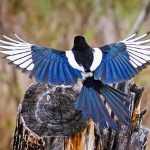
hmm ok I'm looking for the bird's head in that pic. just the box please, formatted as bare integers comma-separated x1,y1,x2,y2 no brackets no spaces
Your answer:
73,35,90,51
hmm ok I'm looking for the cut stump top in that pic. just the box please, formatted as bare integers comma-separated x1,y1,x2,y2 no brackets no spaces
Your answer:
21,83,88,137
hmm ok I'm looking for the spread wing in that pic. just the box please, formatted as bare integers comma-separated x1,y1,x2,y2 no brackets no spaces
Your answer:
0,35,82,85
94,33,150,84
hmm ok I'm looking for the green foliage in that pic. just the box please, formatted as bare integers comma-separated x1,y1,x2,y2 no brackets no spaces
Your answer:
85,30,95,43
114,0,141,17
36,0,54,16
114,0,141,26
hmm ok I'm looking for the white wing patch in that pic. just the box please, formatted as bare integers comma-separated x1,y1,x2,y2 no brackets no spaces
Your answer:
66,50,84,72
121,33,150,68
90,48,102,71
0,35,34,71
66,48,102,72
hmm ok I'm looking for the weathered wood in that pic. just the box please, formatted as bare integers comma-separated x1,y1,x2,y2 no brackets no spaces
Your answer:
20,83,87,137
13,82,149,150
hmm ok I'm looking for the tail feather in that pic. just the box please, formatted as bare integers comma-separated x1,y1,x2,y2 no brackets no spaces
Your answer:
90,88,108,128
76,77,131,130
103,87,130,115
87,90,99,123
82,87,89,117
90,88,119,129
100,87,130,126
76,86,89,117
76,86,119,130
106,85,130,104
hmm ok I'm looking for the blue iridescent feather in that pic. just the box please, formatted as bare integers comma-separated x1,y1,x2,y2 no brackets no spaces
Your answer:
29,45,81,85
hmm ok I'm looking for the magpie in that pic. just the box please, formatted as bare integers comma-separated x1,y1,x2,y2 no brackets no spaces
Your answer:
0,33,150,130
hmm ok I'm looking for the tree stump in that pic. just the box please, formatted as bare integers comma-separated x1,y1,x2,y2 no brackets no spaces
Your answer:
13,82,149,150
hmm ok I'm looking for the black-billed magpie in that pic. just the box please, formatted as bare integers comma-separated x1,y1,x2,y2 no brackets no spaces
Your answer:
0,33,150,130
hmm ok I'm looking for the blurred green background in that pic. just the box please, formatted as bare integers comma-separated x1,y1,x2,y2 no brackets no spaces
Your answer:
0,0,150,149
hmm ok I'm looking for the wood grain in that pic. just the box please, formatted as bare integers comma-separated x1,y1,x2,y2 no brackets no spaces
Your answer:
13,82,149,150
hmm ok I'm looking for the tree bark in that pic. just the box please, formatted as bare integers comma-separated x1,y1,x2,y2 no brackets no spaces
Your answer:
13,82,149,150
